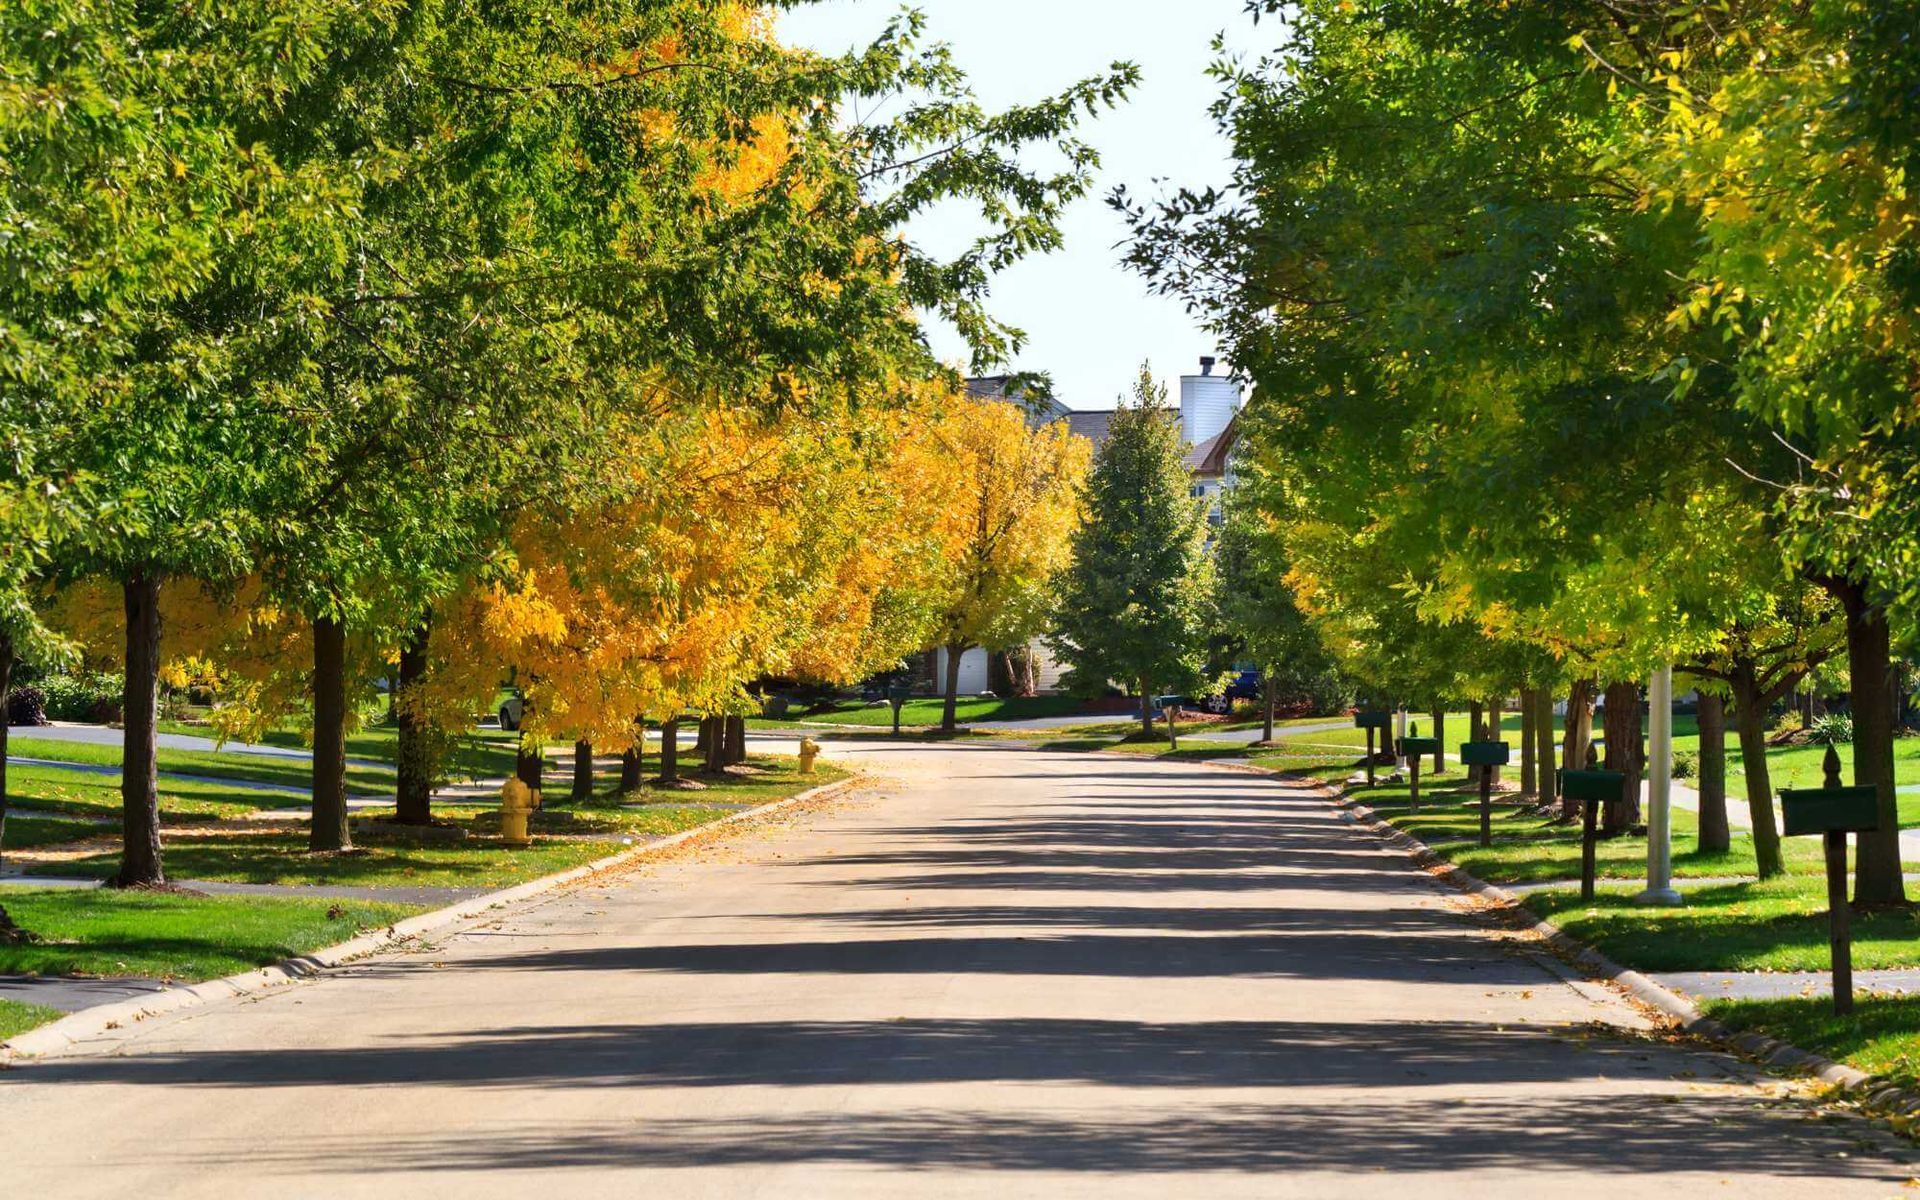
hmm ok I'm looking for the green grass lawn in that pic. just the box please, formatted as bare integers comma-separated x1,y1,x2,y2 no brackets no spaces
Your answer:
0,997,67,1040
1703,996,1920,1092
1525,878,1920,973
5,763,318,822
154,717,522,781
27,754,846,890
32,831,633,890
751,694,1091,729
1332,768,1920,1083
0,888,424,981
2,813,108,852
12,734,393,793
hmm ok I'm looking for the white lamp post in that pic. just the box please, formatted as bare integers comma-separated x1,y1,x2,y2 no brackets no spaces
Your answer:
1635,664,1684,906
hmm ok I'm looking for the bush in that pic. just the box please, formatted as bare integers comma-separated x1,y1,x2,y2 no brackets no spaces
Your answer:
1671,750,1698,780
761,694,791,720
6,685,49,726
38,673,125,723
1768,709,1805,741
1808,712,1854,746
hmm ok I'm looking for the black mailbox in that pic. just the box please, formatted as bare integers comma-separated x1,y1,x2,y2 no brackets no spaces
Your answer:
1781,787,1879,837
1399,736,1441,758
1458,741,1510,767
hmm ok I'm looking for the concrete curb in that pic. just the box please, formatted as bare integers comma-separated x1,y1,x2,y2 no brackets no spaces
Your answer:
0,773,862,1065
1195,756,1920,1122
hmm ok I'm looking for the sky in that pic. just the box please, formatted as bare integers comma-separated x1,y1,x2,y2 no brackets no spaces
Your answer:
777,1,1276,412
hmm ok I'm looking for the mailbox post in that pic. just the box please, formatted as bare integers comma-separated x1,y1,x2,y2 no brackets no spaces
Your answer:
888,685,911,738
1401,733,1442,812
1156,696,1185,751
1561,769,1627,901
1354,710,1391,787
1459,740,1510,847
1781,747,1878,1015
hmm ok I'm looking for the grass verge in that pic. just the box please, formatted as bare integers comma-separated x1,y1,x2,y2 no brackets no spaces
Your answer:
0,889,425,981
1703,996,1920,1093
26,755,847,890
0,997,67,1040
1334,771,1920,1087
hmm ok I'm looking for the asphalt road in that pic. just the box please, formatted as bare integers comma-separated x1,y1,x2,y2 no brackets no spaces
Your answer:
2,740,1912,1197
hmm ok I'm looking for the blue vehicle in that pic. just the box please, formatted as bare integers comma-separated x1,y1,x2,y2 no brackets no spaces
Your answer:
1202,669,1263,714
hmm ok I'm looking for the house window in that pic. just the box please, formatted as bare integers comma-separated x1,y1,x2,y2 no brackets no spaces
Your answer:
1190,484,1207,498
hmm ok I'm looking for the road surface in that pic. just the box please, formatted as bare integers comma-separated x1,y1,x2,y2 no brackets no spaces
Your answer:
2,740,1912,1197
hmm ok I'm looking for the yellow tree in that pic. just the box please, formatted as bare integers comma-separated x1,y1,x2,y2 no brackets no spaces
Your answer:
926,396,1089,732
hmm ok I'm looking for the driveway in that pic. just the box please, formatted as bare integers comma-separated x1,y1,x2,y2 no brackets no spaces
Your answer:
0,741,1909,1196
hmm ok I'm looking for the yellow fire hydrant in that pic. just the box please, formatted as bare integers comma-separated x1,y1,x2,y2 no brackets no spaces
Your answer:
500,777,536,847
798,736,822,776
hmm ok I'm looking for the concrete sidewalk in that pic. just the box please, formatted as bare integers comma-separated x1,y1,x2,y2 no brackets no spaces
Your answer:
0,740,1910,1196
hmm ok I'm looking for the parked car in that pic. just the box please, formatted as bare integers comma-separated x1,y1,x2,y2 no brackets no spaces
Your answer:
497,693,525,732
1203,669,1263,715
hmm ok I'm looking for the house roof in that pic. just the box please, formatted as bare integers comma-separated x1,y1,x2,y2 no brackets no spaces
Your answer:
1064,409,1114,447
965,375,1072,425
1183,414,1240,476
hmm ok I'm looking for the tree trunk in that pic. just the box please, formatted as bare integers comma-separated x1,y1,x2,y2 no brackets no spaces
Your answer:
703,715,724,774
1485,695,1504,786
1697,691,1730,854
941,643,965,733
309,615,352,853
1261,673,1275,743
1519,687,1538,799
516,731,543,800
114,572,165,888
0,637,10,860
1430,707,1445,774
1732,676,1784,878
620,722,645,793
1139,677,1154,738
1466,701,1483,784
1560,680,1595,819
1533,688,1558,814
572,741,595,801
725,715,746,765
1601,681,1642,834
658,718,680,784
394,619,434,825
1833,581,1906,907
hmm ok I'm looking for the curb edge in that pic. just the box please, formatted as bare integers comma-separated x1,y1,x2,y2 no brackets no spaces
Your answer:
0,773,862,1065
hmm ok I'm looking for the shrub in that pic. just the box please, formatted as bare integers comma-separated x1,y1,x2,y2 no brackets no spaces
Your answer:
38,673,125,723
761,694,791,720
1768,709,1805,741
1808,712,1854,746
6,685,49,726
1671,750,1698,780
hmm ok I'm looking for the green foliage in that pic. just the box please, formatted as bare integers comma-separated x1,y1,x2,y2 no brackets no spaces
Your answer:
34,673,124,722
1808,713,1855,747
1210,490,1345,707
1050,365,1215,701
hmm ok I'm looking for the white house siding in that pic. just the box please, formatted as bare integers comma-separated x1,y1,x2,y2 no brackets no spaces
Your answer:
1030,640,1069,693
934,646,991,696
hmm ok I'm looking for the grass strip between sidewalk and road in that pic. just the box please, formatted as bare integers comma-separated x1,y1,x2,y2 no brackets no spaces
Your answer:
1328,769,1920,1094
0,998,67,1041
0,889,426,983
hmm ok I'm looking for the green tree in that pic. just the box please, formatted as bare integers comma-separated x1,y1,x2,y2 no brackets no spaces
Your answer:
1051,365,1214,736
1211,491,1341,741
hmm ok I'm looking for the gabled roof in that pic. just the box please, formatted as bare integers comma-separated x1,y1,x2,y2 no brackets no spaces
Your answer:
965,375,1072,425
1064,409,1115,447
1183,414,1240,476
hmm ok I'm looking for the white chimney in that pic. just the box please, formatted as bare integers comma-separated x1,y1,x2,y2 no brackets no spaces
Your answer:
1180,356,1240,447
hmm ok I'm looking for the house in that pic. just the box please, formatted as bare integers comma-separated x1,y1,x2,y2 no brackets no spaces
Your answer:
927,360,1246,697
